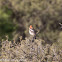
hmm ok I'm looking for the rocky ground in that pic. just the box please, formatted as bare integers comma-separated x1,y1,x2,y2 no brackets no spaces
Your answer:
0,37,62,62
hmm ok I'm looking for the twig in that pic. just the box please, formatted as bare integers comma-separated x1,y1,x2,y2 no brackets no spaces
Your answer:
59,23,62,28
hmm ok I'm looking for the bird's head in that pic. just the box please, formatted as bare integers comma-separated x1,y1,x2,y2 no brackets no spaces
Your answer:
29,25,33,29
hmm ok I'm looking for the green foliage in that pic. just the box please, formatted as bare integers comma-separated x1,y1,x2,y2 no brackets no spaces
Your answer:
0,8,17,40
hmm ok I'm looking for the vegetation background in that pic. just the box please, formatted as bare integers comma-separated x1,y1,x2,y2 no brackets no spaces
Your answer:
0,0,62,62
0,0,62,41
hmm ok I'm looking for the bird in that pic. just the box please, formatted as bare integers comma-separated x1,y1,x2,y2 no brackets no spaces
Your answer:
29,25,36,36
29,25,36,41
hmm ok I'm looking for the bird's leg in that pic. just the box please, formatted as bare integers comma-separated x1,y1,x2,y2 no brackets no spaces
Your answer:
32,35,36,42
34,35,36,39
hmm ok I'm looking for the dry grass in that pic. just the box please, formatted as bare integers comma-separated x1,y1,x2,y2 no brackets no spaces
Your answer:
0,37,62,62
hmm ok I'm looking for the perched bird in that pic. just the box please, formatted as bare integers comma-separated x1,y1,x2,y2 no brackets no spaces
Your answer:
29,25,36,35
29,25,36,41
